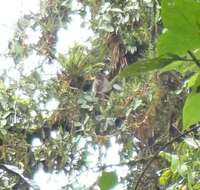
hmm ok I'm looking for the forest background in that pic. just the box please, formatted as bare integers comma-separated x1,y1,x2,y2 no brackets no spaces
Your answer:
0,0,200,190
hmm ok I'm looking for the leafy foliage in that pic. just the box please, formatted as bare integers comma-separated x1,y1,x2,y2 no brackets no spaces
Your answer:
0,0,200,190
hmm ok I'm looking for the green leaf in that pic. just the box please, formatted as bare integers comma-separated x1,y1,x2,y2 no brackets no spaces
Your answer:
133,99,143,110
81,104,91,109
97,171,118,190
117,55,180,79
183,93,200,129
157,0,200,56
191,72,200,93
2,111,12,119
159,152,187,176
0,119,7,127
185,73,199,89
160,60,196,74
99,25,114,32
159,151,178,163
110,8,123,13
84,95,96,102
77,98,87,104
170,157,179,173
0,128,7,136
159,169,172,185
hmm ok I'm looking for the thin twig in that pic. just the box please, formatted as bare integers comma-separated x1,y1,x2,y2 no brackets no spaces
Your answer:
95,157,152,172
187,50,200,67
134,124,200,190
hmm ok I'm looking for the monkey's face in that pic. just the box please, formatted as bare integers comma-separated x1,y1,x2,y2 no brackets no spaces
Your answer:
96,73,105,81
92,73,111,95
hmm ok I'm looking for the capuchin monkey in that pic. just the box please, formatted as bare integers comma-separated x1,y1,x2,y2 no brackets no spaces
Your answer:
92,73,111,97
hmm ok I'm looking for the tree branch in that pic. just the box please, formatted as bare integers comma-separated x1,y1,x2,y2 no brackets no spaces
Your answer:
0,164,40,190
134,124,200,190
187,50,200,67
95,157,153,172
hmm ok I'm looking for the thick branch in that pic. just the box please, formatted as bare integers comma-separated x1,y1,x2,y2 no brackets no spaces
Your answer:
134,124,200,190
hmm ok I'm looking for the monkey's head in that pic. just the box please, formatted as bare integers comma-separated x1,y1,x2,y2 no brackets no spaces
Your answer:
96,73,105,81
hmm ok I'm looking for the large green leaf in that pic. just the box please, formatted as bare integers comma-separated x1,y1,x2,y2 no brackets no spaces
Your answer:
157,0,200,56
97,171,118,190
117,55,181,79
160,60,197,74
183,93,200,129
186,73,200,89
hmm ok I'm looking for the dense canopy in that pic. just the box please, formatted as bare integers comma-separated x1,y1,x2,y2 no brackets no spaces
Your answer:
0,0,200,190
